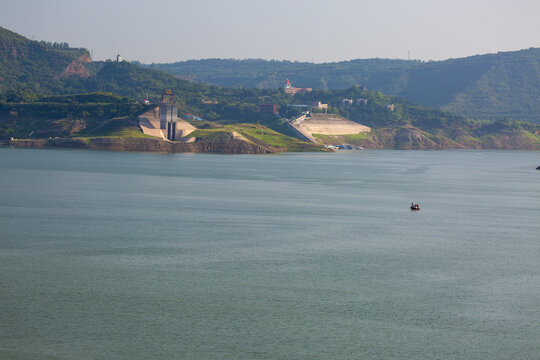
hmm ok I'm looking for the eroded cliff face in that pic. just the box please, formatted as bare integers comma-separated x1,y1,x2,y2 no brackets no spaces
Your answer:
359,127,460,150
354,126,539,150
58,54,91,79
479,131,539,150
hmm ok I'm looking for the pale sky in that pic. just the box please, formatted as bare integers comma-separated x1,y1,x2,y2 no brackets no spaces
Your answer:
2,0,540,64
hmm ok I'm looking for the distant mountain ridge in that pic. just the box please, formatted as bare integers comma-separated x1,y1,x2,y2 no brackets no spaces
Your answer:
148,49,540,122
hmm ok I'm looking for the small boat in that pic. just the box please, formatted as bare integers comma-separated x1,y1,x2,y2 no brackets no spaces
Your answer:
410,204,421,210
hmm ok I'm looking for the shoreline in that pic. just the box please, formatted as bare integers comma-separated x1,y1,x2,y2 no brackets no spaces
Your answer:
2,137,540,153
3,136,271,154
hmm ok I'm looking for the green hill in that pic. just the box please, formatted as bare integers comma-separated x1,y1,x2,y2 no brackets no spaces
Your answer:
148,49,540,122
144,58,416,90
0,26,89,97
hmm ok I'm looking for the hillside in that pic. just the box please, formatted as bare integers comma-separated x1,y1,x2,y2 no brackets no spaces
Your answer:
144,58,416,90
0,27,89,96
0,27,539,151
148,49,540,122
0,92,146,140
278,86,540,150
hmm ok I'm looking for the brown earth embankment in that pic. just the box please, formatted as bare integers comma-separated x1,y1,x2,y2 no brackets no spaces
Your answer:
5,135,271,154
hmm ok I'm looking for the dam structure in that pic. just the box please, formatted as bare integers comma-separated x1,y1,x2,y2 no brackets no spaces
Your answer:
138,90,196,142
288,112,371,144
159,90,179,141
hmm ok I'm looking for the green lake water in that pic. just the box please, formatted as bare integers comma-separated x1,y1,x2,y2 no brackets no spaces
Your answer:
1,148,539,359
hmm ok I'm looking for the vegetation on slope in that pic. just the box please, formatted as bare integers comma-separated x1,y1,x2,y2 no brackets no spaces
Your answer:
148,49,540,122
0,92,146,139
1,27,539,150
0,27,89,95
188,123,324,152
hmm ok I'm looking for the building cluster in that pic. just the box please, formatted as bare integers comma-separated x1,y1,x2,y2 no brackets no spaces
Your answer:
284,79,312,95
312,101,328,110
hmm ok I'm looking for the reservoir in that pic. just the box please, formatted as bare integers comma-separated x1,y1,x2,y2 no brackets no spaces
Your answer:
1,148,539,359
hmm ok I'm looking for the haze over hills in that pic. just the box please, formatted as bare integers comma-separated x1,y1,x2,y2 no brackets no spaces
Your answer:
148,49,540,122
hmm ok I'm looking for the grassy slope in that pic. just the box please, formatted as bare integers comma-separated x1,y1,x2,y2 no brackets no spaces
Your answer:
312,132,371,145
188,123,325,152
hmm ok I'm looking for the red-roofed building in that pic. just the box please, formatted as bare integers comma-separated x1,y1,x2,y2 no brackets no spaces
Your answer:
284,79,312,95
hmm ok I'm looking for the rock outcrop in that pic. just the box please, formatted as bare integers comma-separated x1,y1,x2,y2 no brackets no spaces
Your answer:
479,131,539,150
357,126,464,150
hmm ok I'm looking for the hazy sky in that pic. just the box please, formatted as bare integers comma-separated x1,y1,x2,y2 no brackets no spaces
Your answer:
2,0,540,63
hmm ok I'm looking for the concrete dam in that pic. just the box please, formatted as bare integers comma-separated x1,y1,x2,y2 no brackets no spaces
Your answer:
288,113,371,143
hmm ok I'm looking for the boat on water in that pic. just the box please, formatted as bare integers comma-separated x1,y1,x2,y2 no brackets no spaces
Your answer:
410,203,421,210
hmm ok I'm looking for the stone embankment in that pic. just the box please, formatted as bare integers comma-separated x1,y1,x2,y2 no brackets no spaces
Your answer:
289,113,370,143
6,135,270,154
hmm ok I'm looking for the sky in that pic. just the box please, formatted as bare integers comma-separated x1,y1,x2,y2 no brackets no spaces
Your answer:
2,0,540,64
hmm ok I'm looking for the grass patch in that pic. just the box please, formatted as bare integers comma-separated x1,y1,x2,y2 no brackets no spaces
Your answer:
90,126,154,138
522,130,540,143
313,131,371,145
76,116,153,138
189,123,325,152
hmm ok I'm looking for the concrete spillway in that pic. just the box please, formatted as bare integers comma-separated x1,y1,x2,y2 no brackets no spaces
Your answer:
289,113,370,143
138,107,196,142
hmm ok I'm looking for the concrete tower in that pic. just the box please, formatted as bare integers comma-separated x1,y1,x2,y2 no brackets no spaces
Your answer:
159,89,178,141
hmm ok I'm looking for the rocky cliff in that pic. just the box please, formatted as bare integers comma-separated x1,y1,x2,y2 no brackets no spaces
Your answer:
352,126,539,150
357,126,461,150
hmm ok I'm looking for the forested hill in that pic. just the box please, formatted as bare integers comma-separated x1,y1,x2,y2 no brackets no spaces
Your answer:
145,58,417,90
0,27,89,95
147,49,540,122
0,27,222,107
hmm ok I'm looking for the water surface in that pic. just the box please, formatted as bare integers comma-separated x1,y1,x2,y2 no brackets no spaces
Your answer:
1,148,539,359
